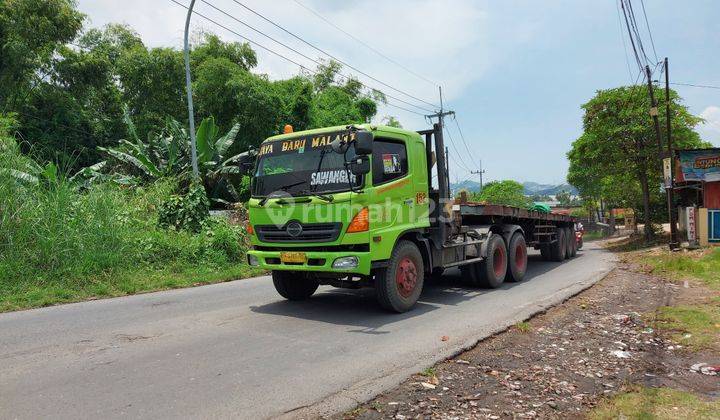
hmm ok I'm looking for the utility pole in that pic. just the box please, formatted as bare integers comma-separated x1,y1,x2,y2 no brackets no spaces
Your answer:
471,160,485,190
425,86,455,243
183,0,199,178
645,64,665,240
664,57,679,249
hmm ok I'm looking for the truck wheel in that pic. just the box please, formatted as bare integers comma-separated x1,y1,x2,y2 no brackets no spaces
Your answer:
566,228,577,258
272,271,319,300
550,227,567,262
507,233,527,282
376,240,424,313
478,235,507,288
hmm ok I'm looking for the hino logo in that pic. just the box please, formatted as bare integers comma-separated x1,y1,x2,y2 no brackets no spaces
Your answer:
285,221,303,237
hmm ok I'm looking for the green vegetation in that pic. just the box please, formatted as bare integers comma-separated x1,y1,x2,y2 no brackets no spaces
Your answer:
641,248,720,290
470,180,532,208
420,367,437,377
655,301,720,351
0,130,261,312
567,86,708,241
590,386,720,420
515,321,531,333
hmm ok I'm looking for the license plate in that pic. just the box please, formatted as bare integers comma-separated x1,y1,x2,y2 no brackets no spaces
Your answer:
280,251,307,263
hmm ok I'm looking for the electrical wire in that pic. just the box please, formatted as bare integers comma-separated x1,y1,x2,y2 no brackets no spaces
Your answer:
226,0,439,110
670,82,720,90
197,0,435,114
615,0,635,83
639,0,659,63
168,0,426,117
443,124,472,173
451,115,479,169
291,0,439,88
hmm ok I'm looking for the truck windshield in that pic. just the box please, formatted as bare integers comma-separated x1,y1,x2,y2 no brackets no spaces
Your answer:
252,131,362,197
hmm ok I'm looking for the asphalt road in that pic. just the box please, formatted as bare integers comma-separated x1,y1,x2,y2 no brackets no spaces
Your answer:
0,242,614,419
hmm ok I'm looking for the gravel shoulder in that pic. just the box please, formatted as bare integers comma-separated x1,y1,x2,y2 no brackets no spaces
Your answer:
339,251,720,419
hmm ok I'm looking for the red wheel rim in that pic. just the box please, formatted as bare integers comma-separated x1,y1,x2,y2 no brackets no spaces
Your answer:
515,243,526,272
493,246,505,278
396,257,418,298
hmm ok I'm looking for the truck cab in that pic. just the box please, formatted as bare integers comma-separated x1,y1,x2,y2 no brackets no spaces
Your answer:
246,124,431,311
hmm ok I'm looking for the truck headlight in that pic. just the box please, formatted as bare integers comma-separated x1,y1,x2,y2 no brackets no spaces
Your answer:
248,254,260,266
332,256,359,269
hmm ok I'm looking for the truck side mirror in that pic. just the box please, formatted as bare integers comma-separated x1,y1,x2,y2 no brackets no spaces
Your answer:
353,131,373,155
349,155,370,176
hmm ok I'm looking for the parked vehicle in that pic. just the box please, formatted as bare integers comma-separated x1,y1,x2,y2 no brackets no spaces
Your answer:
242,122,576,312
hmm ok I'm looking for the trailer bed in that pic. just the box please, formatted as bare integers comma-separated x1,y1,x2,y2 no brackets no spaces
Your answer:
459,203,575,223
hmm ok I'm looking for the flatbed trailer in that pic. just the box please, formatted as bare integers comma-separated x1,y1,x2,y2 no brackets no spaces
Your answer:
245,121,577,312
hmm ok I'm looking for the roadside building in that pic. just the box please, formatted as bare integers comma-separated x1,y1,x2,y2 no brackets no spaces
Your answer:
673,148,720,245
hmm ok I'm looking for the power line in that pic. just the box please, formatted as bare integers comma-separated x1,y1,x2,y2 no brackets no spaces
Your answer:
638,0,659,63
291,0,439,88
451,115,479,169
615,0,634,83
196,0,435,114
168,0,426,117
670,82,720,90
443,125,472,173
225,0,439,110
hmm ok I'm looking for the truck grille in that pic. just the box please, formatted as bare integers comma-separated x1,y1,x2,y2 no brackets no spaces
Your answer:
255,222,343,243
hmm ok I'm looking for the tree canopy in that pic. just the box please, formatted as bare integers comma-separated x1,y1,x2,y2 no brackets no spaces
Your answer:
567,85,707,238
472,180,532,208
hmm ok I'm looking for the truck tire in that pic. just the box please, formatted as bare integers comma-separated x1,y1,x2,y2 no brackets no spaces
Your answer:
376,240,424,313
477,235,507,288
566,227,577,258
272,271,319,300
550,227,567,262
507,233,527,282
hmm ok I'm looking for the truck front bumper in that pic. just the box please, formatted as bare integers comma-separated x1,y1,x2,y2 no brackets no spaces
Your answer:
247,249,372,276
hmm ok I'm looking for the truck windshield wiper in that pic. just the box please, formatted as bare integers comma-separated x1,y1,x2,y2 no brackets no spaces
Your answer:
258,180,306,206
298,189,334,202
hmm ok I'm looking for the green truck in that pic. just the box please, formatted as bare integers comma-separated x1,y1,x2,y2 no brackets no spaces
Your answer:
243,122,576,312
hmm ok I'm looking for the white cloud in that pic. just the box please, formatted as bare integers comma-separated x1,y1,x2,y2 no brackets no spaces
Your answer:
698,106,720,146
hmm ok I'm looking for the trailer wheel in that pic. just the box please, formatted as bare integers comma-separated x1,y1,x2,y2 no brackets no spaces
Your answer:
565,227,577,258
550,227,567,262
376,240,424,313
272,271,319,300
507,233,527,282
477,235,507,288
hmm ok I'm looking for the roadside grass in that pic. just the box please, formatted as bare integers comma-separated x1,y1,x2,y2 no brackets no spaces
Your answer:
654,299,720,351
1,135,262,312
0,264,264,312
515,321,531,333
640,248,720,290
420,367,436,377
589,385,720,420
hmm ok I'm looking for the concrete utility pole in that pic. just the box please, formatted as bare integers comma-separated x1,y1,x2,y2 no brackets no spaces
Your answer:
471,161,485,190
645,64,664,240
664,57,679,250
184,0,199,177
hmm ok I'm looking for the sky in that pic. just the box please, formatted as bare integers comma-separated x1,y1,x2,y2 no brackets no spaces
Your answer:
76,0,720,185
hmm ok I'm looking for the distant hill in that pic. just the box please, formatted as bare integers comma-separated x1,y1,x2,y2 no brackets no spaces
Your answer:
450,180,578,196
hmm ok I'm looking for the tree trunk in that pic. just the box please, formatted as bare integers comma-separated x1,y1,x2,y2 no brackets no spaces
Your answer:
638,169,654,241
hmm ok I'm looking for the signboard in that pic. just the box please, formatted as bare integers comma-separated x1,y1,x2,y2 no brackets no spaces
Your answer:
678,149,720,182
663,157,672,188
686,206,696,243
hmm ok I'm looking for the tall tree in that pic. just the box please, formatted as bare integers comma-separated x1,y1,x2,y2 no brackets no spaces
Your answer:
568,86,705,240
